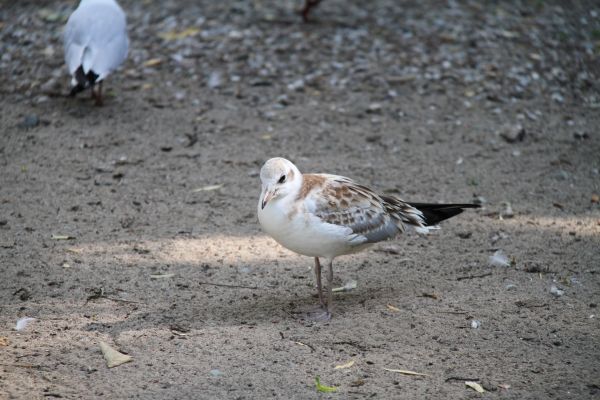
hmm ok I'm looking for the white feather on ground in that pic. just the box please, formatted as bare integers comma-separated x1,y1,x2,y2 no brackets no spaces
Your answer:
15,317,36,331
63,0,128,87
488,249,510,267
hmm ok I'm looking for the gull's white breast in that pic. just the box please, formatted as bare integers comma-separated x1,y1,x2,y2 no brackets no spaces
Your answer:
258,197,370,259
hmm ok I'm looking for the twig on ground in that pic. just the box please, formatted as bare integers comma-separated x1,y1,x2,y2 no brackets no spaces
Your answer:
445,376,480,382
198,281,259,290
456,272,493,281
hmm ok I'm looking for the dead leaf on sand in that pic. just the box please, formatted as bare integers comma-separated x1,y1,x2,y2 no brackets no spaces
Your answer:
383,368,429,377
191,184,223,192
465,381,486,393
0,337,9,346
334,360,355,369
386,304,400,312
99,341,132,368
143,58,163,67
158,27,200,41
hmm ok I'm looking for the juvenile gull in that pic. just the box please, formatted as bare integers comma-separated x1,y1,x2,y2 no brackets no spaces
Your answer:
257,157,479,319
63,0,129,105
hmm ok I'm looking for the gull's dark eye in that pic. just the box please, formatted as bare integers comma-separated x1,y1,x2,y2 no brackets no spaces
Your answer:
278,175,286,184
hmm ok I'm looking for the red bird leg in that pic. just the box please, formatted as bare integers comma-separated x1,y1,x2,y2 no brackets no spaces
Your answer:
302,0,322,22
95,81,104,106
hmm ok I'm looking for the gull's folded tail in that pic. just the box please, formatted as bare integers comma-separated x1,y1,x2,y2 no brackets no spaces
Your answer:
408,203,480,226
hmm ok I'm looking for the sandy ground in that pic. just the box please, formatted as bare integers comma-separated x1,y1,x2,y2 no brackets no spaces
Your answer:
1,0,599,398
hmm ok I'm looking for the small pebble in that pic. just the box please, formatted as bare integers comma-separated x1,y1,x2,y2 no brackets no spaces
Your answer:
367,103,382,113
498,124,525,143
207,71,222,89
550,285,564,297
501,202,514,218
472,196,486,205
287,79,304,91
21,114,39,129
555,170,569,180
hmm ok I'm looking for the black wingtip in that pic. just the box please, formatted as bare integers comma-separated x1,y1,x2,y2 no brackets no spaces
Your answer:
69,84,86,97
69,66,100,97
408,203,480,226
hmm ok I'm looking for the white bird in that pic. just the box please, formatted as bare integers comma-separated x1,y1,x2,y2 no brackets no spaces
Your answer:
63,0,129,105
257,157,479,319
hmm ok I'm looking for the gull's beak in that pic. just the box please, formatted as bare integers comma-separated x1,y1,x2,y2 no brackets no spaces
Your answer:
261,187,275,210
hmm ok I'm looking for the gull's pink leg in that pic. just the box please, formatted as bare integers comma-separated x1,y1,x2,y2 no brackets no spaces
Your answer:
95,81,104,106
314,257,325,308
325,259,334,317
301,0,322,22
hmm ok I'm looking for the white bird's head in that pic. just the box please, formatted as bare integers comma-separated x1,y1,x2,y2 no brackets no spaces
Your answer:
259,157,302,210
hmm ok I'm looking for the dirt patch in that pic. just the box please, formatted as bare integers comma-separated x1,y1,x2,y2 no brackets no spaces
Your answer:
1,0,599,398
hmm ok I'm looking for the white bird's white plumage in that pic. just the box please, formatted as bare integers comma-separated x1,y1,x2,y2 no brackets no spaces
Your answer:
64,0,128,87
257,157,429,260
257,157,479,317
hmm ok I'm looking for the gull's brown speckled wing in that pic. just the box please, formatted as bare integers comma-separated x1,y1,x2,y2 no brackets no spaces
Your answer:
301,174,426,244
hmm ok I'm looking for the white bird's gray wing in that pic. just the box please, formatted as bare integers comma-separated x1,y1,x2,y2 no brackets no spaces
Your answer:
303,174,426,245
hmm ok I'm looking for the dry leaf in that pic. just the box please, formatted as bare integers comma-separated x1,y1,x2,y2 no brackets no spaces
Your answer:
51,234,75,240
0,337,9,346
15,317,36,331
150,273,175,279
158,27,200,41
334,360,355,369
592,194,599,204
386,304,400,312
191,184,223,192
383,368,429,377
99,341,133,368
465,381,485,393
143,58,163,67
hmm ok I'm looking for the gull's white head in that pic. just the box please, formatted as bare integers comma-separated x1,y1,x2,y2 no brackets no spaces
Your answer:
259,157,302,210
